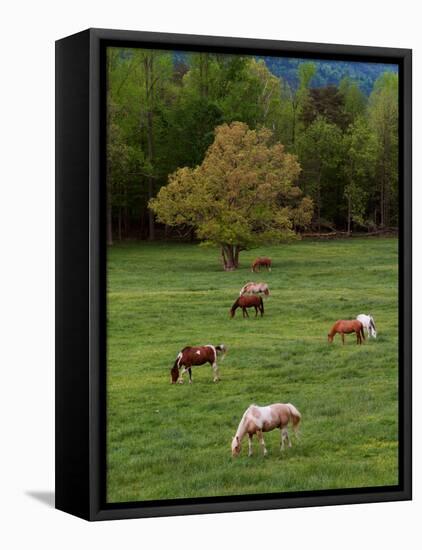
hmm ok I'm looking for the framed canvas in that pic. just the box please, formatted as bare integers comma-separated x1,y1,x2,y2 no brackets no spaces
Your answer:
55,28,412,521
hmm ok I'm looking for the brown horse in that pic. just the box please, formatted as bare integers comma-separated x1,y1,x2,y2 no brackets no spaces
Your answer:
230,295,264,318
170,344,226,384
328,320,365,344
251,257,272,272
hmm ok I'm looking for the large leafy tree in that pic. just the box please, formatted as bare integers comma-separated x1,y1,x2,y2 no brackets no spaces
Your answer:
149,122,313,270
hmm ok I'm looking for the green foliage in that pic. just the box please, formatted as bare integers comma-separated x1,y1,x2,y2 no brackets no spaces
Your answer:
297,117,343,229
343,117,377,228
106,49,399,241
149,122,312,268
107,238,399,502
368,72,399,227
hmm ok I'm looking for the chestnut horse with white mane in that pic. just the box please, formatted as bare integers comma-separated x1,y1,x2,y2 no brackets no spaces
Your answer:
328,319,365,345
251,257,272,273
231,403,301,457
170,344,226,384
239,282,270,296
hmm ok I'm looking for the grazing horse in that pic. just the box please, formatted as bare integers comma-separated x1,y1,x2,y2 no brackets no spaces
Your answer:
239,282,270,297
230,295,264,318
328,320,365,345
170,344,226,384
251,257,272,273
357,313,377,338
231,403,302,457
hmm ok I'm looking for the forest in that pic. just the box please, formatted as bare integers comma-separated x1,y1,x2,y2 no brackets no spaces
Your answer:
107,48,399,248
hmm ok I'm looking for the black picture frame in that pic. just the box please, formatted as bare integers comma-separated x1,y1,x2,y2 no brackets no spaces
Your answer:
55,28,412,521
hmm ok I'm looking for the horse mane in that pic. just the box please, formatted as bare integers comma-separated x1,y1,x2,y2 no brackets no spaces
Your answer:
230,297,240,311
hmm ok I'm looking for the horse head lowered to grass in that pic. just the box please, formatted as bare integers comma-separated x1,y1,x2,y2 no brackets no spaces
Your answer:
230,295,264,318
251,257,272,273
170,344,226,384
328,319,365,345
231,403,301,457
357,313,377,338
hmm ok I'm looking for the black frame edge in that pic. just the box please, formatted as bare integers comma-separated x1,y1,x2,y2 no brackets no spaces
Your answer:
55,29,92,521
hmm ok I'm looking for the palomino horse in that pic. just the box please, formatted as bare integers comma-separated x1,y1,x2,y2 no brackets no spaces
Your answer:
357,313,377,338
231,403,302,457
251,257,272,273
328,320,365,344
170,344,226,384
239,282,270,297
230,295,264,318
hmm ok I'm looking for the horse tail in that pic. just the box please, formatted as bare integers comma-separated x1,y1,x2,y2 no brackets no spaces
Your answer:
286,403,301,433
360,324,365,341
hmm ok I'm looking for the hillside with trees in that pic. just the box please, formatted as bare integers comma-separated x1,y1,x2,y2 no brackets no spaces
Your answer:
107,48,398,245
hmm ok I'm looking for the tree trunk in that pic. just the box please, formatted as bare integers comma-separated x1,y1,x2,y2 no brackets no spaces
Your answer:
234,245,240,269
107,201,113,246
118,207,122,241
221,245,237,271
347,194,351,235
317,170,321,234
144,53,155,241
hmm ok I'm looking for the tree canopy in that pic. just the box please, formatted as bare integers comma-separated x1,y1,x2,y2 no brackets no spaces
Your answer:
149,122,313,270
106,48,399,246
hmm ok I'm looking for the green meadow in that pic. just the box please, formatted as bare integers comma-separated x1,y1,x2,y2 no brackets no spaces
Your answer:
106,237,399,503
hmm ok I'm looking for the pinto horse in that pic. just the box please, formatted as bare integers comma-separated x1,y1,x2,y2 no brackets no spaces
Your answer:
170,344,226,384
251,257,272,273
231,403,302,457
328,319,365,345
239,282,270,297
230,295,264,318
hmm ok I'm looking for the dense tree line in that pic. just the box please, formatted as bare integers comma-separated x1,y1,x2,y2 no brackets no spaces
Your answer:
107,48,398,244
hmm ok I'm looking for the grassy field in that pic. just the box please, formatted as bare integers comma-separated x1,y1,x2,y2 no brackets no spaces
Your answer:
107,238,399,503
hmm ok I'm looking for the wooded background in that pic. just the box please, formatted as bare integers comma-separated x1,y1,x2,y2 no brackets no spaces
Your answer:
106,48,398,244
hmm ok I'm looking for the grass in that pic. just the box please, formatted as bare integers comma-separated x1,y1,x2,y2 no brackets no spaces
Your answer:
107,237,399,503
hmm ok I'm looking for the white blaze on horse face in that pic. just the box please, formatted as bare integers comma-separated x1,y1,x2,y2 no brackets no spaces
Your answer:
196,350,201,355
231,436,240,456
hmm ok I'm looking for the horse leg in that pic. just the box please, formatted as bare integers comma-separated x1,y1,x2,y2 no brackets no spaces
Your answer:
245,308,249,318
248,434,253,457
281,428,291,451
178,367,185,384
341,333,345,345
256,430,268,456
357,331,361,345
212,362,220,382
188,368,193,384
255,306,258,317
